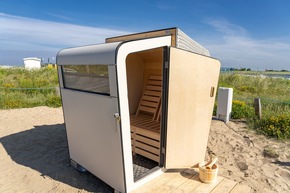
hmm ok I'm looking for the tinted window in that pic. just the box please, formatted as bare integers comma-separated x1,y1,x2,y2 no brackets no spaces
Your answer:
62,65,110,95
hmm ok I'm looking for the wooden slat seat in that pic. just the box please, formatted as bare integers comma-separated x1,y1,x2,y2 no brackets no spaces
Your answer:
130,114,161,131
130,75,162,162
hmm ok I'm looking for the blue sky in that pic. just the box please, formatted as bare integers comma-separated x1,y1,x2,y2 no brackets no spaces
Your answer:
1,0,290,70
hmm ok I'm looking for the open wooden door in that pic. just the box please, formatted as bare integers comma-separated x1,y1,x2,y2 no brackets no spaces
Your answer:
163,47,220,169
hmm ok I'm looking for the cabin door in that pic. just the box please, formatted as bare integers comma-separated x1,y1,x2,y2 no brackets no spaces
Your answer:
162,47,220,169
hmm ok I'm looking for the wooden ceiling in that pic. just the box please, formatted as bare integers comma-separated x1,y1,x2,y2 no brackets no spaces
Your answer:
134,47,163,63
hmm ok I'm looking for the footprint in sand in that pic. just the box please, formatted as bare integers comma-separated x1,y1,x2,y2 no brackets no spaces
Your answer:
275,168,290,183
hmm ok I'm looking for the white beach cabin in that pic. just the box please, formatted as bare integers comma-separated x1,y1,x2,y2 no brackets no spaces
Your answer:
56,28,221,193
23,57,41,69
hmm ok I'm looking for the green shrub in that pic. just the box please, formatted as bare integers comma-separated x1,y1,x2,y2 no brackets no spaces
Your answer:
45,95,62,107
231,100,254,119
3,98,24,109
254,114,290,139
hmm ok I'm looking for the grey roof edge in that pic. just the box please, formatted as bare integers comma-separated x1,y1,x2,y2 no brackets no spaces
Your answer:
56,42,121,65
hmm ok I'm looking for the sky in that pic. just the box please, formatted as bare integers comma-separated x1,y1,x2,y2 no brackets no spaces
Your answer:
1,0,290,70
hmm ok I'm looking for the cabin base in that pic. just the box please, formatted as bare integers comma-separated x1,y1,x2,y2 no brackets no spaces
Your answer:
70,159,87,172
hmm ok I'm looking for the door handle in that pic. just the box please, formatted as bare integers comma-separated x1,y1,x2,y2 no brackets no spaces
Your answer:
210,87,215,97
114,113,121,122
114,113,121,132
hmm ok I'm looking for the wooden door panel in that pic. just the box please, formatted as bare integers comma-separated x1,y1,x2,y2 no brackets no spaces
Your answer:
165,47,220,168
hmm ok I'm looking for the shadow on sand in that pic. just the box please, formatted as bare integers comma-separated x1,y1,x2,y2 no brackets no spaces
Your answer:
272,161,290,167
0,124,113,193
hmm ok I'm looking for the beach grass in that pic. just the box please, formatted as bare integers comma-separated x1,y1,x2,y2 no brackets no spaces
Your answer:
218,73,290,101
0,67,61,108
1,67,289,139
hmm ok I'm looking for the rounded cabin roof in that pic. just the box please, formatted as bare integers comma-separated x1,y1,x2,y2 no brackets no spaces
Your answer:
56,42,121,65
23,57,41,61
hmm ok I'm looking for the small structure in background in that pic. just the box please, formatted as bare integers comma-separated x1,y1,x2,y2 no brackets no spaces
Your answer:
217,87,233,122
41,57,57,68
23,57,41,69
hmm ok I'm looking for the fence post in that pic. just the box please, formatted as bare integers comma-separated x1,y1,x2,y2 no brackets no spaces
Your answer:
55,87,60,96
254,98,262,119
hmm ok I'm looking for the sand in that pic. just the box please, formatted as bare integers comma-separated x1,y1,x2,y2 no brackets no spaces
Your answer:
207,120,290,193
0,107,289,193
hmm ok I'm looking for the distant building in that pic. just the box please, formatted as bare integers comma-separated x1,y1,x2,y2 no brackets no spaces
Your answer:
23,57,41,69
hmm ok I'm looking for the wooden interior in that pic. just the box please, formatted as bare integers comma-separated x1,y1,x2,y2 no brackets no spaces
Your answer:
126,48,163,163
126,46,220,170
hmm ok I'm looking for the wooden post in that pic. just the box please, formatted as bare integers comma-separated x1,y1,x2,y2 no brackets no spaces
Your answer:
254,98,262,119
55,87,60,96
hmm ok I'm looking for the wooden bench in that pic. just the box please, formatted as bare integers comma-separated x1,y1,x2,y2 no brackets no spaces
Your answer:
130,75,162,163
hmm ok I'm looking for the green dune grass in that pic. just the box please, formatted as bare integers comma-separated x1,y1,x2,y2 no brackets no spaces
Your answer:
0,67,61,108
1,68,289,139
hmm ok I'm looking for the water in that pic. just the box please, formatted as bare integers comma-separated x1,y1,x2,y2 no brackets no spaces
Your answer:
264,74,290,79
220,70,290,80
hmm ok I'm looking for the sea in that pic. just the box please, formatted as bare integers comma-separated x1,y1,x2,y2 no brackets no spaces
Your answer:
263,74,290,79
220,68,290,80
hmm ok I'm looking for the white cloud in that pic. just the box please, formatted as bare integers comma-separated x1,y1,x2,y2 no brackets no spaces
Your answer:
43,12,73,21
0,13,130,51
202,18,290,70
156,1,176,10
204,18,248,36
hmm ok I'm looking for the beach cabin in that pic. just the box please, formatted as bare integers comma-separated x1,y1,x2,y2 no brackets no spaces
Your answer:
23,57,41,69
56,28,220,193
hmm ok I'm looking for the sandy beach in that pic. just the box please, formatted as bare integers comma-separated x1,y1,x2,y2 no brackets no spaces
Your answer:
0,107,289,192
